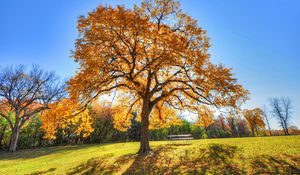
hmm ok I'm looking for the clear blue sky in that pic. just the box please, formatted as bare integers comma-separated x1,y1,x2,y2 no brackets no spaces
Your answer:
0,0,299,129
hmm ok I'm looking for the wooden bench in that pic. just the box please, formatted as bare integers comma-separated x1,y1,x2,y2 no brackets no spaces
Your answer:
167,134,194,145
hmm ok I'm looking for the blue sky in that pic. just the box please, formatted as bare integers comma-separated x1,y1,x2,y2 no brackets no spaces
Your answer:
0,0,299,129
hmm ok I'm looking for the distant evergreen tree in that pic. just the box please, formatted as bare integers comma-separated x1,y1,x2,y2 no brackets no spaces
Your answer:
127,112,141,141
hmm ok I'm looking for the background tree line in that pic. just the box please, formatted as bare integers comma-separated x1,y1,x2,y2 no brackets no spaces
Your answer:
0,65,299,151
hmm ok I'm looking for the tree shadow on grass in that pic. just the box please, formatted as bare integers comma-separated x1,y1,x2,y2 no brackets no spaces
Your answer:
123,143,245,175
67,144,300,175
250,154,300,174
68,144,245,175
67,153,135,175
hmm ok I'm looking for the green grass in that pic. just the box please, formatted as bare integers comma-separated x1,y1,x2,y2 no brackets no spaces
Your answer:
0,136,299,175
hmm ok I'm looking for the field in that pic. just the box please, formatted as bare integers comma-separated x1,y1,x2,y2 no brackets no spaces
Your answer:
0,136,299,175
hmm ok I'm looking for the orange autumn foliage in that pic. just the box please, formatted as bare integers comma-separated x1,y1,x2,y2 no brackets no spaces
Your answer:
112,94,182,131
41,99,93,139
244,108,265,135
195,105,214,129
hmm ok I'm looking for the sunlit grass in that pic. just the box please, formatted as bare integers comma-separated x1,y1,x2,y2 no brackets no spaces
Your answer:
0,136,299,174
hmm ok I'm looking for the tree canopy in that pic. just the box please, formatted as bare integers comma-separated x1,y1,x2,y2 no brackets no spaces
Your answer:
68,0,249,154
244,108,265,136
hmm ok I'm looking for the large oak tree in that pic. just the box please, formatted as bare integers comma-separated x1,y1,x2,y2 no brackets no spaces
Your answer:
68,0,248,155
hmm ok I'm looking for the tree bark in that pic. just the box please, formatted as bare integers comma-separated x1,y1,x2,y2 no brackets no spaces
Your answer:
137,99,151,155
280,121,288,135
9,127,20,152
264,115,272,136
283,121,289,135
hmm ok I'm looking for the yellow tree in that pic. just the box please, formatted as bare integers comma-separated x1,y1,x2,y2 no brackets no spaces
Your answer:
244,108,265,136
40,99,93,140
195,105,214,132
68,0,248,154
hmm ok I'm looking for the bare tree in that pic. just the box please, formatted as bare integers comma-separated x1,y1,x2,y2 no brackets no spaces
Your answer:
270,98,285,134
262,106,272,136
281,97,292,135
269,97,292,135
0,65,65,152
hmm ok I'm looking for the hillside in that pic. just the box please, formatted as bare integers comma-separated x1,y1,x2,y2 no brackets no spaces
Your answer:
0,136,299,175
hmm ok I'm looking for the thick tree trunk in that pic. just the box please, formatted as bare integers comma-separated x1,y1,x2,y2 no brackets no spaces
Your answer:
9,127,20,152
137,100,151,155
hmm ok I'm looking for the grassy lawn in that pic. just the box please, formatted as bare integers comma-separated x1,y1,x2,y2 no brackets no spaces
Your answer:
0,136,299,175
